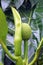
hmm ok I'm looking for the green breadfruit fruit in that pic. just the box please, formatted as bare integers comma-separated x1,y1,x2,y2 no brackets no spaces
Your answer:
22,23,32,40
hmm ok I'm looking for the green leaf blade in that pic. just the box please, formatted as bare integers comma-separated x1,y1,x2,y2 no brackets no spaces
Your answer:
0,8,8,42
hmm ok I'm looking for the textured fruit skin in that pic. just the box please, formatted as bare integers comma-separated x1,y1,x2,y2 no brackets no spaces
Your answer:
22,23,32,40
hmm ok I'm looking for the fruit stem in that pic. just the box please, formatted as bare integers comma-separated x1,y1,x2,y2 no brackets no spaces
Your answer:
28,10,32,24
24,40,28,65
28,38,43,65
0,39,18,61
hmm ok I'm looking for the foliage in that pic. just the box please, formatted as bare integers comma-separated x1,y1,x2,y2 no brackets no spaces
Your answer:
0,8,8,43
0,62,3,65
0,0,43,65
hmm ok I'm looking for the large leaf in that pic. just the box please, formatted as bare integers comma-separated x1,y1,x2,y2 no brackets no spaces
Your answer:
36,0,43,13
0,8,8,43
1,0,24,11
34,0,43,38
30,0,43,63
14,0,24,9
1,0,11,11
30,0,38,8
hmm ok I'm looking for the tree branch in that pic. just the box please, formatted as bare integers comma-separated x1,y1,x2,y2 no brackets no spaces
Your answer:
0,39,18,61
28,38,43,65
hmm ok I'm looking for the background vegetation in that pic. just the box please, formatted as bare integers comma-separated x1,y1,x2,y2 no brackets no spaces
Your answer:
0,0,43,65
